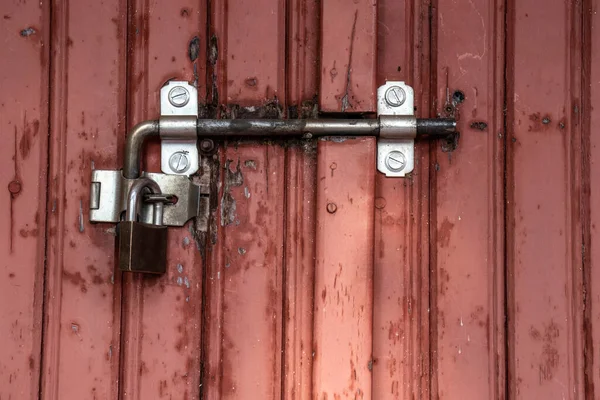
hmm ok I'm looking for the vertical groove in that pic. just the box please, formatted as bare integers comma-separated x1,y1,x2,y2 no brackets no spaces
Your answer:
117,0,132,396
199,2,213,398
118,1,130,399
43,1,70,398
427,0,438,398
281,1,290,398
38,0,54,397
581,0,593,397
280,152,289,400
502,0,511,398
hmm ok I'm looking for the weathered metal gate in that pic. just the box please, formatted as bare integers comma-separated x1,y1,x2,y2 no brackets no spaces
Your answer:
1,0,598,399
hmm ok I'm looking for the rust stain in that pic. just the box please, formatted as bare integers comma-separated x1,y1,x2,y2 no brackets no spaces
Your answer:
244,77,258,88
340,10,358,112
330,60,338,83
20,27,36,37
470,121,488,131
62,270,88,293
188,36,200,62
220,159,244,227
19,228,38,238
528,112,553,132
530,321,561,383
438,218,455,248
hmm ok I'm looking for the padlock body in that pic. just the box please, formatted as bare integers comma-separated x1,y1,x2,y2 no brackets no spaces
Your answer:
118,221,168,274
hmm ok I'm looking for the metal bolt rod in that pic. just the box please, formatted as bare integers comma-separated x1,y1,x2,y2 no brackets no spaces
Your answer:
123,120,160,179
123,117,456,179
195,119,455,138
415,118,457,137
195,119,380,137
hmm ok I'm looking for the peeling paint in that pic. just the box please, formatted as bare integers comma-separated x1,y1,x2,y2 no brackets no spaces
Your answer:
188,36,200,62
220,159,244,227
340,11,358,112
20,27,36,37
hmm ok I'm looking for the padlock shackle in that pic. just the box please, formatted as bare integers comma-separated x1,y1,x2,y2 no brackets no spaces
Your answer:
126,177,164,225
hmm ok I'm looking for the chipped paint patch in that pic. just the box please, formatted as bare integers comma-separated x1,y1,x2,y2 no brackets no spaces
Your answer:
220,159,244,226
20,27,36,37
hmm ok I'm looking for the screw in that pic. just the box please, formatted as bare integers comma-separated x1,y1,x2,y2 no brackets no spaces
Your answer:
169,151,190,173
8,180,21,195
384,86,406,107
200,139,215,152
326,203,337,214
385,150,406,172
168,86,190,107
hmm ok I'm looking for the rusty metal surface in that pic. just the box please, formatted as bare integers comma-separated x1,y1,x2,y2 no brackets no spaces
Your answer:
201,1,287,399
3,1,600,399
283,1,319,398
313,138,375,399
506,1,586,398
119,1,207,399
372,0,432,398
319,0,377,112
431,0,506,399
588,1,599,396
0,2,49,399
208,0,285,107
42,1,126,398
203,146,285,399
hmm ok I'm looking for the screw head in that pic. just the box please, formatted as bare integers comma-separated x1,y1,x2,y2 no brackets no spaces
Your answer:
200,139,215,152
385,150,406,172
168,86,190,107
326,203,338,214
8,180,21,195
384,86,406,107
169,151,190,173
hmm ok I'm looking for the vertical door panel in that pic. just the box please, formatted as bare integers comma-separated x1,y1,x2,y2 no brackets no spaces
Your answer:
431,1,506,399
284,1,320,398
588,0,600,396
373,0,432,399
0,2,49,399
313,138,375,400
319,0,377,112
506,1,585,398
202,1,286,399
120,1,207,399
43,1,126,399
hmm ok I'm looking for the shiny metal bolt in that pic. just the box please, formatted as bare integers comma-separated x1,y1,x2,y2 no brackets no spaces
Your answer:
169,151,190,173
384,86,406,107
168,86,190,107
385,150,406,172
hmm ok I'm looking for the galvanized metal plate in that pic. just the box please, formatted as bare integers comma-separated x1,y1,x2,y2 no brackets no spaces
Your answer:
160,81,199,176
90,170,208,227
377,81,414,177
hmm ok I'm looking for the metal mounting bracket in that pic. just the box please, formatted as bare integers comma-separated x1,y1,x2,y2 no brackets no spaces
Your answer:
377,81,416,177
89,170,209,227
160,81,199,176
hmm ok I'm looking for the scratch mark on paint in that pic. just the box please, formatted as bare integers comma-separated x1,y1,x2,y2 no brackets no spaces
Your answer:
341,10,358,112
79,199,85,232
455,0,487,82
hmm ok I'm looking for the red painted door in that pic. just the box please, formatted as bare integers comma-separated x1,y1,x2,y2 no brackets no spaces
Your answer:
1,1,598,399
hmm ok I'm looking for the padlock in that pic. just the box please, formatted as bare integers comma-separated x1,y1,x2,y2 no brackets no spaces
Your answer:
118,177,168,274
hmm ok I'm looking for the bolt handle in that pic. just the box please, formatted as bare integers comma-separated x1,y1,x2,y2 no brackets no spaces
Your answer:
415,118,457,138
